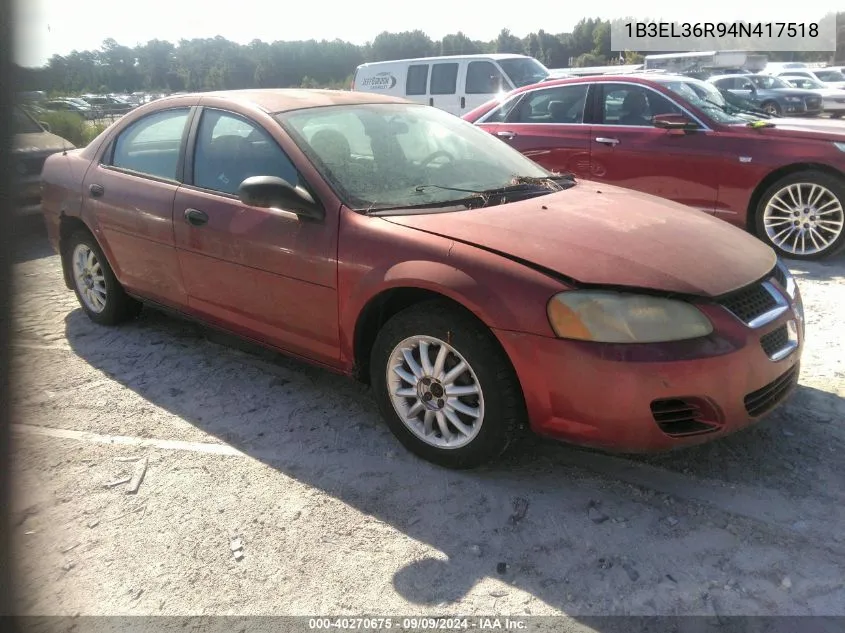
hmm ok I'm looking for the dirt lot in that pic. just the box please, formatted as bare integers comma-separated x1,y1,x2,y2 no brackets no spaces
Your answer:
8,218,845,619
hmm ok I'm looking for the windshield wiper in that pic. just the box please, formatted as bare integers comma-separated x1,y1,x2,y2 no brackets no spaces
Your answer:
369,176,574,215
414,173,575,197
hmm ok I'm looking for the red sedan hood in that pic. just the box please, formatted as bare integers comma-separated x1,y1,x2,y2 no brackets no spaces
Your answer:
383,181,776,297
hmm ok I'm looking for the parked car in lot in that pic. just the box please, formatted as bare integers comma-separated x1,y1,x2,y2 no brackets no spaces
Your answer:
774,67,845,90
708,74,823,117
80,94,135,116
464,74,845,260
779,75,845,118
41,89,804,468
13,105,74,215
43,98,98,120
353,54,550,116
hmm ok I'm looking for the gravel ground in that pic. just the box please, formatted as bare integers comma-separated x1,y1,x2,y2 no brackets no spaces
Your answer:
8,218,845,619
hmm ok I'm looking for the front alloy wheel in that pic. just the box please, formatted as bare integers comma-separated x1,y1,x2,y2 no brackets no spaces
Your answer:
370,300,526,469
757,171,845,260
387,335,485,449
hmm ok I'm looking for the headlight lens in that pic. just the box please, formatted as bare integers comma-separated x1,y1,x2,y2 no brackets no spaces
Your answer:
547,291,713,343
834,141,845,153
785,97,801,103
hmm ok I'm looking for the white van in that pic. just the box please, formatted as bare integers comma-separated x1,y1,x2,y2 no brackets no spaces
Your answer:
352,54,550,115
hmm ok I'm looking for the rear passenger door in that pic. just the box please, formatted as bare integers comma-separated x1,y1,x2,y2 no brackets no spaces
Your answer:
475,83,592,177
429,61,461,115
82,107,193,308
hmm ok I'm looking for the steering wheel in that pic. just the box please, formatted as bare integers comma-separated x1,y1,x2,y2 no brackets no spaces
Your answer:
420,150,455,168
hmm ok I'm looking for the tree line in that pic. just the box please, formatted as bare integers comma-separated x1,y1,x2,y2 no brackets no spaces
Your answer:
17,15,845,96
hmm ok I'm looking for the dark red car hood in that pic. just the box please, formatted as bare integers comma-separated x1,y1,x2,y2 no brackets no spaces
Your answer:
383,181,776,297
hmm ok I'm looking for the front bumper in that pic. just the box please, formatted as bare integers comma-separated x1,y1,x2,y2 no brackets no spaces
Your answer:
14,178,43,215
494,285,804,453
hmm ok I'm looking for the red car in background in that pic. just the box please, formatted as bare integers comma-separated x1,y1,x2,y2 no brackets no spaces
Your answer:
463,74,845,261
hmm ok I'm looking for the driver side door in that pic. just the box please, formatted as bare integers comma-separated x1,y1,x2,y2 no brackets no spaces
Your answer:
173,107,341,365
587,83,723,215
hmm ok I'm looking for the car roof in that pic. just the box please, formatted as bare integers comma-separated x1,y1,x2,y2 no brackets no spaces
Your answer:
161,88,410,113
357,53,532,66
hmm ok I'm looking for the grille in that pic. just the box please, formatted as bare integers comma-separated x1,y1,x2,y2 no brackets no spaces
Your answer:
16,155,47,177
743,365,799,417
650,398,719,437
805,97,822,110
719,283,778,324
760,324,788,358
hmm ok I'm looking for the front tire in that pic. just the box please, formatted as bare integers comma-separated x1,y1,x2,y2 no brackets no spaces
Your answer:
762,101,782,116
370,300,527,469
65,230,141,325
755,171,845,260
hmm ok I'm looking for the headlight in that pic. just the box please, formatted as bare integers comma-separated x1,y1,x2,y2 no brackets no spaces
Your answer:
547,291,714,343
834,142,845,153
785,97,801,103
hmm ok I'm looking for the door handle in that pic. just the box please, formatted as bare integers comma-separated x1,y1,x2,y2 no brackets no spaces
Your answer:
496,130,517,139
184,208,209,226
595,137,620,146
460,96,466,109
89,183,105,197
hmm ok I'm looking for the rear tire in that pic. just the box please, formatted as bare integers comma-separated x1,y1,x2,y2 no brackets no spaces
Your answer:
65,230,142,325
755,170,845,260
370,300,527,469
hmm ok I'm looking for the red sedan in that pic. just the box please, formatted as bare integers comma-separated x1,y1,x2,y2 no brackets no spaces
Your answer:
41,89,804,469
463,74,845,261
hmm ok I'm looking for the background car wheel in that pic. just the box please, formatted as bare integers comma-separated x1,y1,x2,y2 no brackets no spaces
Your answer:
755,170,845,260
370,300,527,469
65,230,141,325
762,101,782,116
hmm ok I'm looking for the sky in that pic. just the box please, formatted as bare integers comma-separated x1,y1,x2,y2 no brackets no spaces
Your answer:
13,0,839,67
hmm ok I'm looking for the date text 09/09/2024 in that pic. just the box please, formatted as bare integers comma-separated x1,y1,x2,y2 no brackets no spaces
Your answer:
624,22,820,39
308,618,527,630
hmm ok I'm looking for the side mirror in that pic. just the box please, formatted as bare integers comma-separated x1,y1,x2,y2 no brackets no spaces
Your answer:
39,121,51,132
238,176,323,221
653,113,698,132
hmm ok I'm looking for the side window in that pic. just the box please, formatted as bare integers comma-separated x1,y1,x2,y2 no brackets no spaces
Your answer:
465,61,507,95
110,108,190,180
406,65,429,96
430,63,459,95
738,78,756,91
482,95,524,123
193,110,300,196
510,84,589,124
599,85,682,126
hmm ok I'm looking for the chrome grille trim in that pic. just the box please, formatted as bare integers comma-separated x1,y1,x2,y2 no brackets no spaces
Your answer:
746,282,789,329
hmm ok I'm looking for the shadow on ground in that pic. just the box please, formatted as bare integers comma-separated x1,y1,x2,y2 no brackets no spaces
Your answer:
56,298,845,618
12,216,54,264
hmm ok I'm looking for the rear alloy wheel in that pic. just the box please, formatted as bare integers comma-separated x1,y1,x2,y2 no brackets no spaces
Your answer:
756,171,845,260
66,230,141,325
370,301,526,469
762,101,782,116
